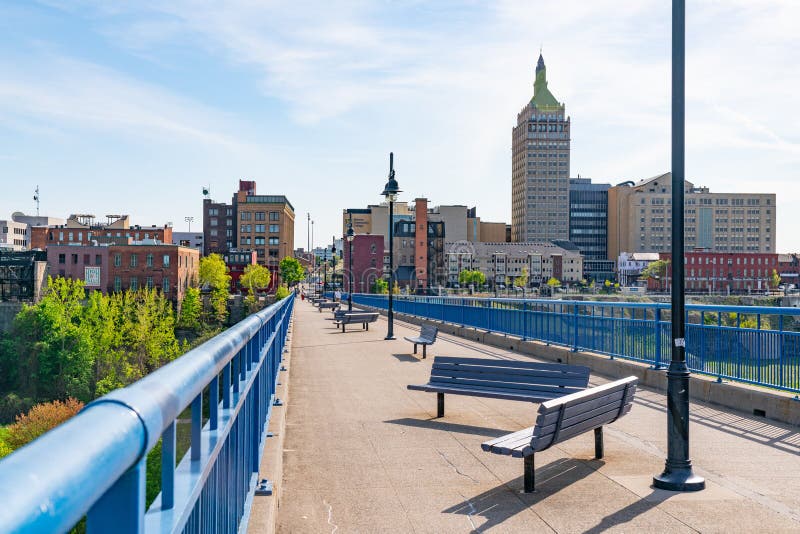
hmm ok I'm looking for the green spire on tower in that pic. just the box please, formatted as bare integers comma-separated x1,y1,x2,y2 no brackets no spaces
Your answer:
531,53,561,111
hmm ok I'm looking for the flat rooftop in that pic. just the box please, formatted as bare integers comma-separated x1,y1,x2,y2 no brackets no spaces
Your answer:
263,301,800,532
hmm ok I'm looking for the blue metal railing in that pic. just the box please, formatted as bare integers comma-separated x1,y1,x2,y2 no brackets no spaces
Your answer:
353,294,800,393
0,294,294,533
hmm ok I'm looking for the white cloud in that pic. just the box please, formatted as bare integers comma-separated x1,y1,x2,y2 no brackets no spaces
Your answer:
12,0,800,251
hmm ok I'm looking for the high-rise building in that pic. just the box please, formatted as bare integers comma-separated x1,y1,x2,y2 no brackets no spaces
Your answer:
203,181,295,290
569,178,615,282
607,173,776,259
512,53,571,242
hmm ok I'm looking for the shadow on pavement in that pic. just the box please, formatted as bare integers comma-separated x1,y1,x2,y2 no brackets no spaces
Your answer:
391,353,422,363
443,458,604,531
385,417,513,438
583,489,667,533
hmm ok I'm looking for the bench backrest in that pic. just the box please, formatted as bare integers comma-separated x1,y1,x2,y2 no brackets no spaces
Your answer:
420,324,438,342
531,376,638,452
428,357,590,398
342,312,378,322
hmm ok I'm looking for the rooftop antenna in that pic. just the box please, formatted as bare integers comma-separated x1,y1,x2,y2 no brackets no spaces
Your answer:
33,186,40,216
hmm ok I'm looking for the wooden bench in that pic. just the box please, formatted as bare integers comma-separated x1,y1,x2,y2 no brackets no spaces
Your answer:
318,301,339,312
311,298,328,306
481,376,638,493
407,357,591,417
334,312,380,332
404,324,438,359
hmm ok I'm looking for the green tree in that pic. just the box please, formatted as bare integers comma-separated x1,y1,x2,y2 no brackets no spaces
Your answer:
372,279,388,294
274,284,290,300
514,267,529,288
199,254,230,324
240,264,272,296
458,269,485,287
546,277,561,287
279,257,306,286
177,287,202,330
640,259,670,289
770,269,781,289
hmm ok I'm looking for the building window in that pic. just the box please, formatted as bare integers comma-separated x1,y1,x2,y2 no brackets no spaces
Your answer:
255,237,265,245
146,253,154,267
240,212,252,221
268,237,280,245
95,255,102,265
269,224,279,233
114,254,122,267
163,255,170,267
269,212,280,221
241,237,251,245
72,254,78,264
58,253,66,264
130,254,138,267
114,276,122,292
210,218,218,227
255,224,265,233
68,232,74,241
163,277,169,294
255,212,266,221
130,277,138,291
210,229,218,237
240,224,251,233
146,277,154,290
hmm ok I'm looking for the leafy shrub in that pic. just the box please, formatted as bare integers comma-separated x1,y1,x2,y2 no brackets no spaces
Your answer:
5,398,84,450
275,284,290,301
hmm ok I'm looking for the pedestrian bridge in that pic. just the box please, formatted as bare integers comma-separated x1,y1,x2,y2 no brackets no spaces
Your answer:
2,294,799,532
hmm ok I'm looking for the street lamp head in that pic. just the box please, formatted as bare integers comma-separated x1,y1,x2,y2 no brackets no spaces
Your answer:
346,223,355,242
381,152,401,201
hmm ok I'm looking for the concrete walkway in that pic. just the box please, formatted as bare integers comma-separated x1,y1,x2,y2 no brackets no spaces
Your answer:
276,299,800,533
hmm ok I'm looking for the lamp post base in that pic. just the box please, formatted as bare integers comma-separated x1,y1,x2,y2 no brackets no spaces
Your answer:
384,335,396,341
653,465,705,492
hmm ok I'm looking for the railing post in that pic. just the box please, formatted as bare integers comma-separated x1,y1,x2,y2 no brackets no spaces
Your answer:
210,375,219,431
572,303,579,351
87,458,146,533
191,391,202,461
161,421,176,510
654,307,662,369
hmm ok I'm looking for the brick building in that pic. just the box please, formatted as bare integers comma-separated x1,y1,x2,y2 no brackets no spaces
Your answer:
342,235,385,293
31,214,173,249
46,243,199,304
659,251,779,293
203,181,295,290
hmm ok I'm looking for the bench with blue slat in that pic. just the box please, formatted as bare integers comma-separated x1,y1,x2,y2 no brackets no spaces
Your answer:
407,356,591,417
481,376,638,492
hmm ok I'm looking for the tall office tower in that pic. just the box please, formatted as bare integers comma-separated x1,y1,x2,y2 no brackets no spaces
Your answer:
511,53,571,242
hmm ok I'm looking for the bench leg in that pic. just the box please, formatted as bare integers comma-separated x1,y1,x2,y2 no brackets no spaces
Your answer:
365,322,369,330
437,393,444,418
594,427,604,459
342,323,346,333
524,454,535,493
413,343,417,354
422,344,427,359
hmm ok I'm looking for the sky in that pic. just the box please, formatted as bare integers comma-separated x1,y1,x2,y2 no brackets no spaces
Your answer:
1,1,798,251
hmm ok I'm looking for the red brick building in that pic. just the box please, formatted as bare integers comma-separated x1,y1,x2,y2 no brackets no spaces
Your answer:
31,214,172,250
45,243,199,304
659,251,779,293
343,235,385,293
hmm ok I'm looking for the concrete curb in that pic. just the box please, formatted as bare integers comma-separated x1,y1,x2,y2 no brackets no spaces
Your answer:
247,314,294,534
360,305,800,426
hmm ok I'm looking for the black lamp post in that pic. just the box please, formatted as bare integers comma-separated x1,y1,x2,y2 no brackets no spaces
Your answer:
347,221,354,311
653,0,704,492
331,236,337,294
381,152,401,340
